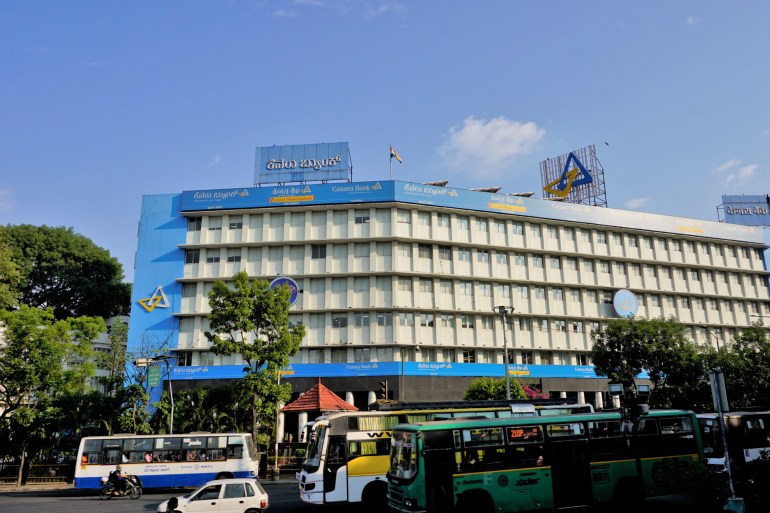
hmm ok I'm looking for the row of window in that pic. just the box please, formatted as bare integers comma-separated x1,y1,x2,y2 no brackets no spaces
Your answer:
174,348,592,367
180,277,770,315
185,212,764,261
182,246,767,288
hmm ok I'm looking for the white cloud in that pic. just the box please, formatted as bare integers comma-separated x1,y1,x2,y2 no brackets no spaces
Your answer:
686,16,702,26
712,159,758,187
712,159,742,175
273,9,297,17
724,164,758,187
436,116,545,174
208,153,223,167
624,196,651,210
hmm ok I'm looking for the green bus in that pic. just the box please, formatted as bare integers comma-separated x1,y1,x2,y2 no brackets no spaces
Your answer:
387,410,706,512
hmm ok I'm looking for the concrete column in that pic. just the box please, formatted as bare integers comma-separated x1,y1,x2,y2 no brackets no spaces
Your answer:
612,395,621,408
276,410,285,443
298,412,308,442
368,390,377,406
559,391,567,399
595,391,604,410
577,391,585,404
346,391,355,407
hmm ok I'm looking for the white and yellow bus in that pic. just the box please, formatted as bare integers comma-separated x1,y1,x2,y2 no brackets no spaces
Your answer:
297,400,592,508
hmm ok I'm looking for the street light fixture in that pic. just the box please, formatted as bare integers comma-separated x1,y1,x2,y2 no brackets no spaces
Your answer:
702,325,739,505
132,355,176,435
152,355,176,435
495,306,515,400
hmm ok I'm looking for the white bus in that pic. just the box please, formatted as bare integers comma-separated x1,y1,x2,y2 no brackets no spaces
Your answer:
697,410,770,472
297,400,593,508
74,432,259,489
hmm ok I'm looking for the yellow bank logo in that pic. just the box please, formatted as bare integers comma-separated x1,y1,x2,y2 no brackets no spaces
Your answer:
138,285,170,312
543,152,593,198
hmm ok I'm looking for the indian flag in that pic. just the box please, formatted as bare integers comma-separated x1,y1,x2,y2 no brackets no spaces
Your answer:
390,145,402,163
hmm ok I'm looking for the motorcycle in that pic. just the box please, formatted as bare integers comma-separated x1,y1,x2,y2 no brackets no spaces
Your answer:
99,474,142,500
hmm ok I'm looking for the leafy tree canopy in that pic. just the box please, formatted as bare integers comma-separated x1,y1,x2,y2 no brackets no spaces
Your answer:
3,224,131,319
590,316,707,408
0,305,104,482
205,271,306,447
0,227,22,311
464,377,525,401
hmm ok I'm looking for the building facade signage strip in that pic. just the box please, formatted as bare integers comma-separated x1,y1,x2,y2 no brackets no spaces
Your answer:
167,362,647,380
179,181,764,243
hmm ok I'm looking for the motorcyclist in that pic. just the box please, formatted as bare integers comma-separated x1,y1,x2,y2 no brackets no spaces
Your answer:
108,464,127,495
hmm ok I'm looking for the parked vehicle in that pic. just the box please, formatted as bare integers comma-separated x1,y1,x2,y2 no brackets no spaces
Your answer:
99,473,142,500
157,478,268,513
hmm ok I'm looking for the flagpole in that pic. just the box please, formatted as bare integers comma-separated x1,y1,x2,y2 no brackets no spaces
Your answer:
390,153,392,179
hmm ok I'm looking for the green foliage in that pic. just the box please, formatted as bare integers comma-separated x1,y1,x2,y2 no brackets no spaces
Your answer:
2,224,131,319
0,305,103,465
0,227,22,311
590,316,707,408
204,271,306,447
716,323,770,410
96,318,129,397
464,377,525,401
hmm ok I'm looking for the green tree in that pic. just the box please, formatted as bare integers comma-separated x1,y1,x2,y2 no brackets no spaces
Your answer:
716,323,770,410
3,224,131,319
590,316,707,408
204,271,306,449
464,377,525,401
0,305,103,484
0,227,22,311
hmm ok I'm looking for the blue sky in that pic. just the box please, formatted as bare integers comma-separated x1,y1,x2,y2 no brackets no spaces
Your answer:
2,1,769,283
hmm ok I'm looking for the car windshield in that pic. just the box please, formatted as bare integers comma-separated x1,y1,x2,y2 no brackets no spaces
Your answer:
389,431,417,480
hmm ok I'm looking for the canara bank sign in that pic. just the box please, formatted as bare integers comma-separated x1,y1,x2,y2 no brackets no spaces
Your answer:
726,206,769,215
722,195,770,227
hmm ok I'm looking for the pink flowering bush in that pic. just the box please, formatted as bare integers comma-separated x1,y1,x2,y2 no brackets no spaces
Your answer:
523,385,549,399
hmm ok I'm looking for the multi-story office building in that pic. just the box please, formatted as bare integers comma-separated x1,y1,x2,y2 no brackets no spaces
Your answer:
128,180,769,425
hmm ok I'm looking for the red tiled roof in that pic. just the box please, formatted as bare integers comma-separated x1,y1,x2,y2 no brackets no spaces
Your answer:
282,379,358,412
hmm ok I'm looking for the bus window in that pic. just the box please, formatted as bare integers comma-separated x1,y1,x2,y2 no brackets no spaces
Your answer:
462,427,504,447
124,438,154,463
82,439,103,465
546,423,585,438
348,440,389,457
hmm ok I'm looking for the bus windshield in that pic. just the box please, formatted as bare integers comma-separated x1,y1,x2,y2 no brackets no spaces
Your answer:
303,425,327,473
390,431,417,480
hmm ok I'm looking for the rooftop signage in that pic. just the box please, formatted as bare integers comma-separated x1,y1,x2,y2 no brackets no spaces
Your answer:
721,194,770,227
255,142,351,185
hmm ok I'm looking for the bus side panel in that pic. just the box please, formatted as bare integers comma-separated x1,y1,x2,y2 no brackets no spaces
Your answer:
640,454,701,497
347,454,390,502
589,460,636,504
453,468,554,512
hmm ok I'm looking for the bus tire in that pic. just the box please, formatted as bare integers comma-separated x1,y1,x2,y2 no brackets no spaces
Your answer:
215,472,234,480
361,480,388,512
456,491,493,513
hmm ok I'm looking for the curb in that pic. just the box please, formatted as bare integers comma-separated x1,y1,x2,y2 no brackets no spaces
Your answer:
0,478,297,495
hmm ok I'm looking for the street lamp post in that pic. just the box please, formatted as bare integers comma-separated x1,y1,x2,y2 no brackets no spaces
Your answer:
702,325,741,507
495,306,515,400
152,355,176,435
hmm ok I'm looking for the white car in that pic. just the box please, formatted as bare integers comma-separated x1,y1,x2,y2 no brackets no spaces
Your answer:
157,478,268,513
